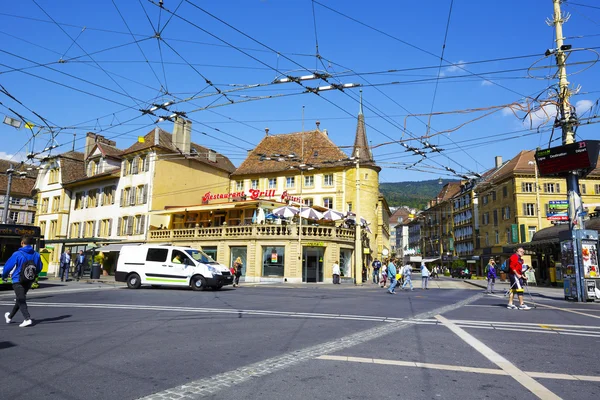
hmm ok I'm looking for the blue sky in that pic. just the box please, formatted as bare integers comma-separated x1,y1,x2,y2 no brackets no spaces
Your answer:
1,0,599,183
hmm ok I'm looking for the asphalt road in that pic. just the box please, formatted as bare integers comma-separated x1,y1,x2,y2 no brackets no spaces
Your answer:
0,278,599,400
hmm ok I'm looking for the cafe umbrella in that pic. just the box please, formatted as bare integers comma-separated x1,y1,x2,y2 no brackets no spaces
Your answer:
272,205,300,218
322,209,345,221
299,207,323,220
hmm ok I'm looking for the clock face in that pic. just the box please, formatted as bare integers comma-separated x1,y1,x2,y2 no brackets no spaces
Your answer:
535,140,599,177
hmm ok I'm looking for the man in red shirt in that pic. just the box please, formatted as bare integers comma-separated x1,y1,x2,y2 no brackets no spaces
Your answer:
507,247,530,310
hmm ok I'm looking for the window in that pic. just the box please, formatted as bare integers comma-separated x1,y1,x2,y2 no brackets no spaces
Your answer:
48,168,59,184
304,175,314,187
286,176,295,188
39,221,46,238
41,198,49,213
75,192,84,210
236,180,244,191
502,206,511,220
268,178,277,189
523,203,536,216
323,174,333,186
251,179,259,190
323,197,333,209
102,186,116,205
304,198,313,207
99,219,112,237
493,209,498,226
528,226,536,241
522,182,534,193
134,215,146,234
347,202,352,213
70,222,80,239
580,184,587,194
85,221,95,237
49,220,57,239
544,182,560,193
491,191,496,201
131,157,139,175
482,212,489,225
506,228,511,244
87,160,97,176
495,230,499,245
485,232,489,247
596,184,600,195
262,246,285,277
51,196,60,212
136,185,148,205
139,156,149,173
88,190,98,208
8,211,18,223
482,195,488,205
503,186,508,198
122,160,131,176
146,248,168,262
117,216,134,235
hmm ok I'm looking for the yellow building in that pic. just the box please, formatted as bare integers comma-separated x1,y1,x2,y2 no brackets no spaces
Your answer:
148,107,391,283
476,150,600,273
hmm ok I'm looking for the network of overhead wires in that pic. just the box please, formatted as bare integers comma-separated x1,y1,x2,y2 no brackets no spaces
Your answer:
0,0,599,183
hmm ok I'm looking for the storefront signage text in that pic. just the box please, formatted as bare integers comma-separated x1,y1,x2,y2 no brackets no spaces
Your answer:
202,189,278,203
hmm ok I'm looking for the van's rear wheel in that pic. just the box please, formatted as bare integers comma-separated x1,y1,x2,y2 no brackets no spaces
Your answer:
127,273,141,289
191,276,206,291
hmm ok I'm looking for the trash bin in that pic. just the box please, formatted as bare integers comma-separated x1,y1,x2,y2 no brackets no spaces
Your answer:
91,263,101,279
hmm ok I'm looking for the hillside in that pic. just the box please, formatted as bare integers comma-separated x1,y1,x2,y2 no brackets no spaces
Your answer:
380,179,455,210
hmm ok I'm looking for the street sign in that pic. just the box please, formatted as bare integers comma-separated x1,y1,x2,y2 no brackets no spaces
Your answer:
535,140,600,177
547,200,569,221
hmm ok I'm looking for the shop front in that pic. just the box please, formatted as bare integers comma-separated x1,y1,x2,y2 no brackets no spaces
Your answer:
149,199,358,283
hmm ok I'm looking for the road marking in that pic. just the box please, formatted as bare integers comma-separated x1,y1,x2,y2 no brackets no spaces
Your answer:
532,302,600,320
317,355,600,382
435,314,561,400
466,304,600,312
135,293,484,399
0,285,119,298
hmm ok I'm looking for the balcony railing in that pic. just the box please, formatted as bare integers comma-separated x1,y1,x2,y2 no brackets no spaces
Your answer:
148,224,356,242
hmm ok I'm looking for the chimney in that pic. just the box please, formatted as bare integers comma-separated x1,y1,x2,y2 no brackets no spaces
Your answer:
265,127,269,136
495,156,502,168
154,127,160,146
84,132,96,159
316,121,320,131
172,117,191,154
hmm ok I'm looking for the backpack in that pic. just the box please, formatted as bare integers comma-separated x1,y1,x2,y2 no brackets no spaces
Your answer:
500,261,509,273
21,259,38,283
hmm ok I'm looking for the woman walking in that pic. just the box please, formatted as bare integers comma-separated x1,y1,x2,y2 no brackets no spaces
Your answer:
486,259,497,294
233,257,243,287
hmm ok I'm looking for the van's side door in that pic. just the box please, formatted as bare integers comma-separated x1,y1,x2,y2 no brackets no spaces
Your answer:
169,249,193,285
144,247,171,285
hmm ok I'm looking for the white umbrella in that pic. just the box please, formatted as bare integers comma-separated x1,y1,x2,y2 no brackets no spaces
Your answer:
299,207,323,220
322,209,345,221
272,205,299,218
360,217,369,226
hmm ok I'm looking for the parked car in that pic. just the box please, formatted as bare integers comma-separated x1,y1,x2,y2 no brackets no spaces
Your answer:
451,268,472,279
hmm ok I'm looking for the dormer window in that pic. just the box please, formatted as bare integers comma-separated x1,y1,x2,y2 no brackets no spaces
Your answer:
87,160,97,176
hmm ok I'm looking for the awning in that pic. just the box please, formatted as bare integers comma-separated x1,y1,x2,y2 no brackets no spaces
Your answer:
408,256,423,262
95,243,129,253
422,257,440,263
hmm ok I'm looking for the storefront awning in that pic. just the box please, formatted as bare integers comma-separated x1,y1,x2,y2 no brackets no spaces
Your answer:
95,243,128,253
408,256,422,262
422,257,440,263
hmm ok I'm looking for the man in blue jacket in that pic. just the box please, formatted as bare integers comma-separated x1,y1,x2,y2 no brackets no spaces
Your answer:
2,236,43,327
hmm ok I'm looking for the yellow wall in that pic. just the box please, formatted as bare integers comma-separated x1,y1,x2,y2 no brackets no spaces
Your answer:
152,158,231,210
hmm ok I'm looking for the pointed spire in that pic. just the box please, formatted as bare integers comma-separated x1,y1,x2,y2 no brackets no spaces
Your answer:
352,90,374,164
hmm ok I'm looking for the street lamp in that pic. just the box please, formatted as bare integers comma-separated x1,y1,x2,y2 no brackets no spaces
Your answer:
528,160,543,232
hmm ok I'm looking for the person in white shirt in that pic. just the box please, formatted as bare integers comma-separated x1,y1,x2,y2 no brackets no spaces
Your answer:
401,264,414,290
421,264,431,290
332,261,341,284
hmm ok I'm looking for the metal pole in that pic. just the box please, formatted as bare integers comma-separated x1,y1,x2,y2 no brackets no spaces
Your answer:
299,106,304,276
354,149,362,285
550,0,585,301
2,165,14,224
534,161,542,231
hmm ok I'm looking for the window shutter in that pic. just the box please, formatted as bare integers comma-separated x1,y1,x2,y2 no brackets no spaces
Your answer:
144,156,149,172
130,188,136,206
99,191,104,206
96,191,100,207
127,217,134,235
108,219,113,237
132,157,138,174
121,161,126,176
522,203,526,216
79,223,84,238
139,215,146,233
143,184,148,204
93,220,97,237
522,182,525,192
120,189,125,207
117,217,122,236
111,187,116,204
556,183,560,193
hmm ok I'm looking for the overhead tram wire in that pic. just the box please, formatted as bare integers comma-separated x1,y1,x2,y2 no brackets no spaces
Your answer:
312,0,534,100
32,0,148,112
153,1,493,179
112,0,165,93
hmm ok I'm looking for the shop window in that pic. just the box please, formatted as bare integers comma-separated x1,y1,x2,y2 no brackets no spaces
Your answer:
339,249,352,277
262,246,285,277
203,246,218,261
230,246,247,276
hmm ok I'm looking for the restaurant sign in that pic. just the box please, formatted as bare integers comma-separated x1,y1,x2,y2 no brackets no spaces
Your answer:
202,189,305,204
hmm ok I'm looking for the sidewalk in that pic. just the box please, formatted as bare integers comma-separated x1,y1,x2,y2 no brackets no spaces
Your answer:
462,277,567,301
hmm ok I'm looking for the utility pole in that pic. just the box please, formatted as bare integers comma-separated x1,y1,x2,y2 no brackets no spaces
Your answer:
354,148,362,285
549,0,584,230
2,164,14,224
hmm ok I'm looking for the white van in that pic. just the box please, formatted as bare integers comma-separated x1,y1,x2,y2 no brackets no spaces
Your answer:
115,244,234,290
